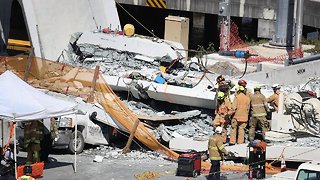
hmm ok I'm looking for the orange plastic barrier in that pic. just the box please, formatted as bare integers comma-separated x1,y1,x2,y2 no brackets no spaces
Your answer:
17,162,44,178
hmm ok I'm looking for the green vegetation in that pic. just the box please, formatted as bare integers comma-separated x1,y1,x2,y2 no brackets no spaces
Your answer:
302,38,320,54
195,42,216,59
245,38,269,46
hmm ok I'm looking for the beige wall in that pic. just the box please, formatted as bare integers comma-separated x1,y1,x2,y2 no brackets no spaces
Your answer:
164,16,189,59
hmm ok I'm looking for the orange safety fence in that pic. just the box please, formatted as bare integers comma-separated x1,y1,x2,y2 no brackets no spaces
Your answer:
229,20,304,64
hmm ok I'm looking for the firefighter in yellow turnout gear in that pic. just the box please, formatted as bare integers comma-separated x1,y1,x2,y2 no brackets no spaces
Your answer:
24,120,42,165
249,84,270,142
267,84,281,112
213,91,234,143
208,126,229,180
230,86,250,145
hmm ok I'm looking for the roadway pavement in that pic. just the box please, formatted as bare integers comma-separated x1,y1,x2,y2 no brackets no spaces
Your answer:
15,150,256,180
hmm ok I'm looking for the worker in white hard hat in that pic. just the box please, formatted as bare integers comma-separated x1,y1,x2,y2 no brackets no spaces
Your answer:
267,84,281,112
208,126,229,180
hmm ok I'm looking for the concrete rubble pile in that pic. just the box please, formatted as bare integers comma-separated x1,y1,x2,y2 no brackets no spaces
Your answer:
124,100,214,139
65,31,182,79
83,146,164,161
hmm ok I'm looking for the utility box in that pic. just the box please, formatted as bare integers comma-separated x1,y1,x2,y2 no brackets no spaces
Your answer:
164,16,189,59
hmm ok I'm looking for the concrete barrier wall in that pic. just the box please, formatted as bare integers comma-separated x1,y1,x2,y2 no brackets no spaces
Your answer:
244,60,320,86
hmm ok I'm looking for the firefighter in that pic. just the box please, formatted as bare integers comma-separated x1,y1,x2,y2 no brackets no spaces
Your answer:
213,91,234,143
208,126,229,180
267,84,281,112
230,86,250,145
40,118,58,163
215,75,234,99
24,120,42,165
17,165,35,180
249,84,270,142
238,79,252,98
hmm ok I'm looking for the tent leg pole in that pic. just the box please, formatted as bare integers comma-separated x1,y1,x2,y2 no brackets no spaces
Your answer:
13,120,17,180
1,120,3,148
74,112,77,173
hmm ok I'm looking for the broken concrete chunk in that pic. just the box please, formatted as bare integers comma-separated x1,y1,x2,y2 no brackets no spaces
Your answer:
73,81,84,89
93,155,104,162
61,67,79,82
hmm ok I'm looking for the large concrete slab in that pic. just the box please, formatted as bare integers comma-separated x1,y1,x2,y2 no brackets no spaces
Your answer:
21,0,120,60
244,59,320,86
226,144,320,162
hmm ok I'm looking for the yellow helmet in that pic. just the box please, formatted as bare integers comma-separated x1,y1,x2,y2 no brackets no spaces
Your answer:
238,86,245,91
217,91,225,100
254,84,261,90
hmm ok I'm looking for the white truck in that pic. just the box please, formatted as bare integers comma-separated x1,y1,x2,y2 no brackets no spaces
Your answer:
269,161,320,180
17,94,126,154
52,101,123,153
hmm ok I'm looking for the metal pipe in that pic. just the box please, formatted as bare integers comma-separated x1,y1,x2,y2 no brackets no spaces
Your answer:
292,53,320,65
294,0,304,50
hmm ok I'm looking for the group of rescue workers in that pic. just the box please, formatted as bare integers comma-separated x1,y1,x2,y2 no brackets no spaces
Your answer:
208,75,281,180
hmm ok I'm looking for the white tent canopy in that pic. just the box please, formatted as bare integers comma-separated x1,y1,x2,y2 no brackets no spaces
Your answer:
0,70,78,178
0,71,77,120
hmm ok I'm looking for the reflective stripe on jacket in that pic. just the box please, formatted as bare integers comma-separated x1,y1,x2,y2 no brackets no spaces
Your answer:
18,175,35,180
214,98,234,123
251,91,268,117
232,93,250,122
208,134,228,160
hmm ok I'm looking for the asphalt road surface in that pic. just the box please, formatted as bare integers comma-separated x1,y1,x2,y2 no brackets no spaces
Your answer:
16,151,253,180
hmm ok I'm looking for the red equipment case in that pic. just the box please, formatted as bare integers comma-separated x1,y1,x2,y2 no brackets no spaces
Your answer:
176,152,201,177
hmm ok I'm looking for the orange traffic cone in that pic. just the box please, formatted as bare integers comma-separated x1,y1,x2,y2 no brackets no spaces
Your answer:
281,155,287,172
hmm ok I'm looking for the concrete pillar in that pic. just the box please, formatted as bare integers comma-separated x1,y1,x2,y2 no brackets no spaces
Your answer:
256,63,262,72
0,0,13,55
294,0,304,51
278,92,284,115
257,19,275,39
270,0,294,47
164,16,190,58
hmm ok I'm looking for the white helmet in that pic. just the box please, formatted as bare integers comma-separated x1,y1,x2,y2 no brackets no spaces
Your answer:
215,126,223,134
272,84,280,89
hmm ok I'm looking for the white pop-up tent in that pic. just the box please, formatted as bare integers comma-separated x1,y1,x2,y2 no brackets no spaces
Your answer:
0,71,78,178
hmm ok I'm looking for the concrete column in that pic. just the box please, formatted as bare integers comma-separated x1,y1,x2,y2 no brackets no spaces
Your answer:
0,0,13,55
270,0,294,47
278,92,284,115
294,0,304,51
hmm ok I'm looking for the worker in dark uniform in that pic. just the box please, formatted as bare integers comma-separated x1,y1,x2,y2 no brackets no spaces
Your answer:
40,118,58,163
208,126,230,180
24,120,42,165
